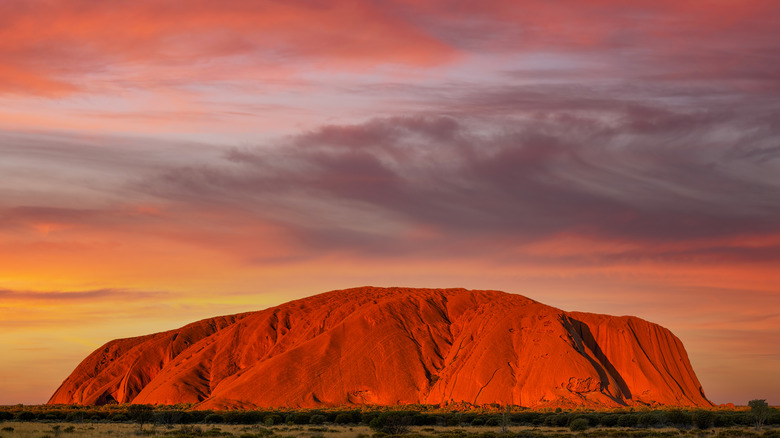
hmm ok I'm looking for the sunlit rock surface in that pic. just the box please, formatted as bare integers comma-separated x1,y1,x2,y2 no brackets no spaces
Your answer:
49,287,711,409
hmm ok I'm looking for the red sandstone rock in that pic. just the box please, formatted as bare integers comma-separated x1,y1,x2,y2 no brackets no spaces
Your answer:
48,287,711,408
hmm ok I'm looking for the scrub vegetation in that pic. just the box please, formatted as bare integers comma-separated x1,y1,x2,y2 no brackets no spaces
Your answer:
0,403,778,438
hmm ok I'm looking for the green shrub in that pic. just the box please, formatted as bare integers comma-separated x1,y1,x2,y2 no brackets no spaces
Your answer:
223,411,260,424
733,412,754,427
712,413,733,428
263,414,282,426
292,413,311,425
460,413,477,425
637,412,658,428
599,414,619,427
45,412,64,421
570,415,596,427
360,412,379,425
368,416,382,429
345,411,363,424
444,414,461,426
16,411,36,421
580,414,600,427
368,412,411,435
411,413,433,426
127,405,153,427
664,410,691,427
310,415,326,425
485,416,502,427
555,414,571,427
472,417,486,426
570,418,590,431
511,412,542,425
544,413,570,427
332,413,351,424
617,414,638,428
692,411,714,429
749,399,771,429
64,413,83,423
204,414,224,424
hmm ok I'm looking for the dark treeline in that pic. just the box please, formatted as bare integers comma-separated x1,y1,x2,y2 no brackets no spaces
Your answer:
1,405,779,431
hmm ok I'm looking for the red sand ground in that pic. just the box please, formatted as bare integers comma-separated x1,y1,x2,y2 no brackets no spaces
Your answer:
49,287,711,409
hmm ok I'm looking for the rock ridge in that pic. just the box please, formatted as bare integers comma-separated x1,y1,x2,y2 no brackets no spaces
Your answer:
49,286,711,409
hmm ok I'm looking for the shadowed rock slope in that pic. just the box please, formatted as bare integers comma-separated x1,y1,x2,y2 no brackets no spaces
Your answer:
49,287,711,409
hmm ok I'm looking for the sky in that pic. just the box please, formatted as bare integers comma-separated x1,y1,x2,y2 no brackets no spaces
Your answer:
1,0,779,406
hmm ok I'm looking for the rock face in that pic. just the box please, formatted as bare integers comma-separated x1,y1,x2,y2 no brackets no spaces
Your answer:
49,287,711,409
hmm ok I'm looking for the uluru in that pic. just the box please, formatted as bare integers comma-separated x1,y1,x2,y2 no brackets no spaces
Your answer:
49,287,711,409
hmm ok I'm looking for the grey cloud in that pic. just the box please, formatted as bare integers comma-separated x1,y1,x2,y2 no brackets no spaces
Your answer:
3,82,779,263
141,98,780,261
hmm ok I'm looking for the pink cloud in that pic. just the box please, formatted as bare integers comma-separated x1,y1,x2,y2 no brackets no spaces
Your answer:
0,0,458,96
4,1,779,97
